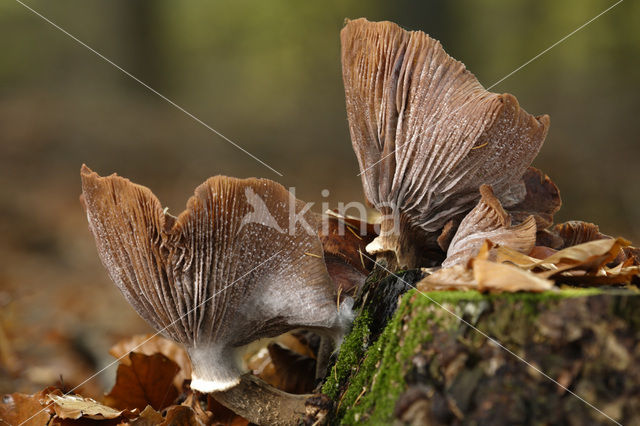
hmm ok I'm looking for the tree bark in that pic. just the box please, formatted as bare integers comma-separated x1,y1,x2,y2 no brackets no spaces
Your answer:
323,270,640,425
212,375,310,426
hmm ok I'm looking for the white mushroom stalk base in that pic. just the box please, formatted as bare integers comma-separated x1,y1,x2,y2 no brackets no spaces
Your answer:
187,345,245,393
190,375,241,393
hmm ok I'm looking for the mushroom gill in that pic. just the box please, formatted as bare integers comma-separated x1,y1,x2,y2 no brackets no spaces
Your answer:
442,185,537,268
80,165,352,396
341,18,549,268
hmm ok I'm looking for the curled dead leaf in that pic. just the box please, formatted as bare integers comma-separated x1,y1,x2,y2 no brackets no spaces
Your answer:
417,257,553,293
416,265,475,292
104,352,179,412
47,393,136,420
160,405,199,426
442,185,537,268
130,405,164,425
0,387,57,426
320,210,376,297
494,238,639,285
473,259,554,292
109,334,191,389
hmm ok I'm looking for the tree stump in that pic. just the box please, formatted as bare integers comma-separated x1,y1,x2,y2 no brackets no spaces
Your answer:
322,270,639,425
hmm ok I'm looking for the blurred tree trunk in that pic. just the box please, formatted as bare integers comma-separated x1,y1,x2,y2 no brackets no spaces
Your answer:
116,0,164,89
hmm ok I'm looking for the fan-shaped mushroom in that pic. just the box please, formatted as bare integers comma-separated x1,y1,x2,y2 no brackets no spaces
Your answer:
80,165,352,424
442,185,537,268
341,18,550,268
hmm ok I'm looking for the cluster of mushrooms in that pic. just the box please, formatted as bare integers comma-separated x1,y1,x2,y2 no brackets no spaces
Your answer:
80,18,637,425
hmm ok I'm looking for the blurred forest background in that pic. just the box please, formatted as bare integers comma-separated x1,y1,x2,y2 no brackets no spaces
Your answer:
1,0,638,397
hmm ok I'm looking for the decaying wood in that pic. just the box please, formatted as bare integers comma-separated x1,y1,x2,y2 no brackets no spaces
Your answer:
211,375,310,426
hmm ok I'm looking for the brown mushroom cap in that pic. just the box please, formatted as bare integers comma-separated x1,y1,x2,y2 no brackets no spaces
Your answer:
80,165,350,392
341,18,549,268
508,167,561,229
442,185,537,268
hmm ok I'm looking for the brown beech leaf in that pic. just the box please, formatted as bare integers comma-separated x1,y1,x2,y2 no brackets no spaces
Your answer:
473,259,554,292
0,387,57,426
493,240,639,285
496,238,630,273
442,185,537,268
534,237,629,274
130,405,164,425
104,352,180,412
47,394,135,420
493,246,540,268
179,393,215,425
276,333,316,359
160,405,199,426
528,245,558,260
556,266,640,285
319,210,376,297
49,418,124,425
109,334,191,389
416,265,475,291
622,246,640,266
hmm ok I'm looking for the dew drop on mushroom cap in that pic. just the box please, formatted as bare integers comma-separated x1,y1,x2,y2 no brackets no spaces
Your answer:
80,165,352,393
341,18,550,269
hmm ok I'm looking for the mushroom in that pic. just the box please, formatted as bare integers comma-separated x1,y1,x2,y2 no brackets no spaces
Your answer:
552,220,610,249
507,167,561,230
80,165,352,424
441,185,537,268
341,18,550,269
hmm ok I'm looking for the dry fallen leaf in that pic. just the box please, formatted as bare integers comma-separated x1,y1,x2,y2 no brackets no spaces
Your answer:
110,334,192,389
416,265,475,291
535,237,629,273
320,210,376,297
491,238,639,285
442,185,537,268
104,352,179,412
0,387,56,426
473,259,554,292
160,405,199,426
47,393,134,420
129,405,164,425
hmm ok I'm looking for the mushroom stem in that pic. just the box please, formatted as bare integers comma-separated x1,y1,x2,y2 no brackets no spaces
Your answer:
211,374,311,426
367,212,445,269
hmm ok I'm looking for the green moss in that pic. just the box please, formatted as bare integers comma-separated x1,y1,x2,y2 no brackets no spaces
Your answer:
328,287,610,424
421,287,604,304
322,309,373,399
337,292,417,424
